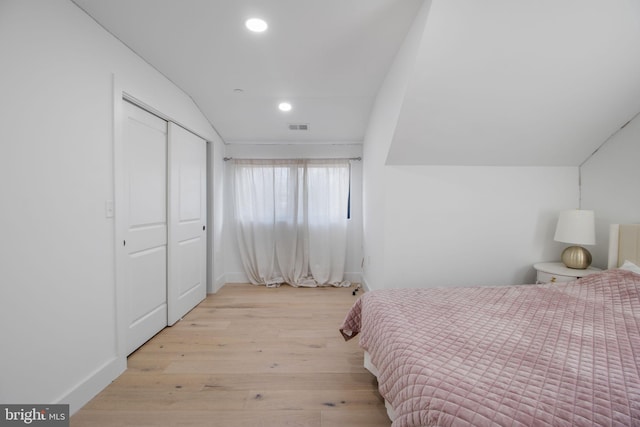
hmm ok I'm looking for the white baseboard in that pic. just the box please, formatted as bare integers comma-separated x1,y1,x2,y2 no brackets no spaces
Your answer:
359,274,371,292
344,272,363,284
224,272,250,284
207,273,228,294
59,355,126,415
222,272,364,287
210,274,226,293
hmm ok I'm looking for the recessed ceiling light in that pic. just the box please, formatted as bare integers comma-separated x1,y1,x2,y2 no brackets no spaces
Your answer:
278,102,292,112
245,18,268,33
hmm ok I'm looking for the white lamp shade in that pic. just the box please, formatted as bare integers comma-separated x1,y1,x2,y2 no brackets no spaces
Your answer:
554,209,596,245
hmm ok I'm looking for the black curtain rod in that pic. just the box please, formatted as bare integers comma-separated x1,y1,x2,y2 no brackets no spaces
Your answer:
223,157,361,161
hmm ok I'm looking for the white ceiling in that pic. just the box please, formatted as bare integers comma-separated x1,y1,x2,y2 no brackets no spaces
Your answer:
72,0,423,144
72,0,640,166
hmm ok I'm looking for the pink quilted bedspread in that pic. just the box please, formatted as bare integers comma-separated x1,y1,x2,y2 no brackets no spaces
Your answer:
340,269,640,427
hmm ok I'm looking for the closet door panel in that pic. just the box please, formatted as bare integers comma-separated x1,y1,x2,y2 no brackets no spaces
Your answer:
168,123,207,325
122,100,168,355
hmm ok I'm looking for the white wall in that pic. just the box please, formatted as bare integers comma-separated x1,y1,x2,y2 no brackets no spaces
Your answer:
209,138,226,293
383,166,577,287
580,112,640,268
362,0,579,290
361,0,433,291
222,143,363,284
0,0,218,413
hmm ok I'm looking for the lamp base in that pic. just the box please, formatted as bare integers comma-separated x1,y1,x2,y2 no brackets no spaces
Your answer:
561,246,592,269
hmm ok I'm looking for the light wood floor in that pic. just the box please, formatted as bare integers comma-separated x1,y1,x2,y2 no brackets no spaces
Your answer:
71,283,390,427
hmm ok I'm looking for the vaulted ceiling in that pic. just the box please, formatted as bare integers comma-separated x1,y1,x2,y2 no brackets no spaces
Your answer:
72,0,423,144
72,0,640,166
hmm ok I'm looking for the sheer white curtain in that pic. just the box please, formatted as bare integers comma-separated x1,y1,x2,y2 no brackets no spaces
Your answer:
233,159,350,287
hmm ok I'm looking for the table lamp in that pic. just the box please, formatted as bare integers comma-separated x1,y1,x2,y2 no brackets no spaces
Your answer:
554,209,596,269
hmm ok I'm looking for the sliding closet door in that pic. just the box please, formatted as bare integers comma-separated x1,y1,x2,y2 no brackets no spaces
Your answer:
122,101,168,355
167,123,207,325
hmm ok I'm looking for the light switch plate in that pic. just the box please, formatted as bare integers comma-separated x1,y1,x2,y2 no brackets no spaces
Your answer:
105,200,114,218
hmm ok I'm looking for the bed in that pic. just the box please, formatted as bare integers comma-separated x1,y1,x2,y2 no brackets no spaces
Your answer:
340,224,640,427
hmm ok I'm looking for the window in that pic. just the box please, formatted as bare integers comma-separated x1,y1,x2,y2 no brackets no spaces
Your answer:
233,159,350,287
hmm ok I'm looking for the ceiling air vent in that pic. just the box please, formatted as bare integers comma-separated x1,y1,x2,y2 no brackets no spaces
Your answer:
288,123,309,131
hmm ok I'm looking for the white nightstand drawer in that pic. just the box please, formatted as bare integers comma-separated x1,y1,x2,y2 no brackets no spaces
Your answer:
536,270,578,284
533,262,602,284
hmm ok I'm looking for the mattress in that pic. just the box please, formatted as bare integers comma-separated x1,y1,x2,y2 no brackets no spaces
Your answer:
340,269,640,427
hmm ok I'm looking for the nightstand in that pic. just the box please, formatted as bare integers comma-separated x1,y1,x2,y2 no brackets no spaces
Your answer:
533,262,602,284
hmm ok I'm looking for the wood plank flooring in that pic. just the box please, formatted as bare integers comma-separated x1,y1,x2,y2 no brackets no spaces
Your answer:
71,283,390,427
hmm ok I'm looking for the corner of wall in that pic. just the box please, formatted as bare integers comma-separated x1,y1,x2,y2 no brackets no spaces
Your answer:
361,0,432,291
579,110,640,267
359,274,373,293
